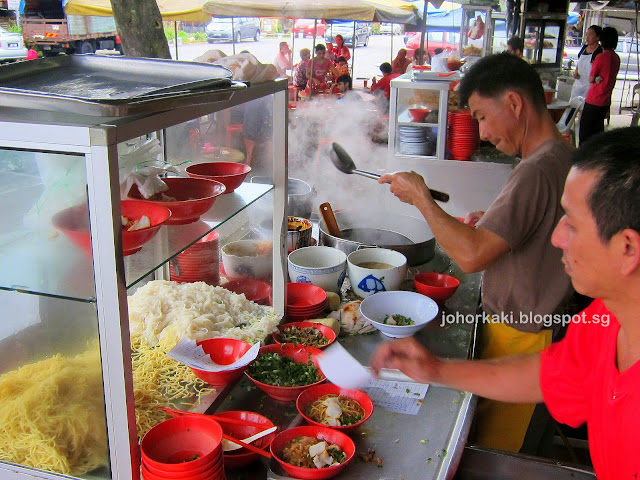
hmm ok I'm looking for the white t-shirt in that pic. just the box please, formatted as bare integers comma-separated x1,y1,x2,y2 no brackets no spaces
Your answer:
431,52,449,73
273,52,292,78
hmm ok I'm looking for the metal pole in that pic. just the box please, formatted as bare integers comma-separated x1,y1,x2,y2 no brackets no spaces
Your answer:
310,19,318,88
232,17,236,55
350,21,356,73
174,22,179,60
420,0,428,65
390,27,394,63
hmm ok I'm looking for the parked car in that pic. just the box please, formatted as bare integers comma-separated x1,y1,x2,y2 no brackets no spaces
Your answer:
0,26,28,63
291,19,326,37
404,31,460,60
379,23,403,35
206,17,260,43
325,21,372,47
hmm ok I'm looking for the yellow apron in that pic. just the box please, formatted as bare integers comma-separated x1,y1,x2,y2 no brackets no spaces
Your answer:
471,321,552,452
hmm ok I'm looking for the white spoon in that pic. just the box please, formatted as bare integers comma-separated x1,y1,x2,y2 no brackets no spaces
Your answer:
222,426,278,452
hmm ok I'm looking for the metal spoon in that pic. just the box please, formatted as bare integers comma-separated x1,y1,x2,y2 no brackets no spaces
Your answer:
330,142,450,203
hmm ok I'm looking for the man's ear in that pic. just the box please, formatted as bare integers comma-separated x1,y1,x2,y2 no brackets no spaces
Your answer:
619,229,640,276
504,90,524,119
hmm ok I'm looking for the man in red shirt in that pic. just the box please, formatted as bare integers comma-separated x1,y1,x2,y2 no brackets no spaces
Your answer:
370,62,401,100
372,126,640,479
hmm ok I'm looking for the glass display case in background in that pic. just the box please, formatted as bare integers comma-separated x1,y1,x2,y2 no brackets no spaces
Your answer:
521,15,567,68
389,74,453,161
490,12,508,54
0,79,287,480
460,5,494,58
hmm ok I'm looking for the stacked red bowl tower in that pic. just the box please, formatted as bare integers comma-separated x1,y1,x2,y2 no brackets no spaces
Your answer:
170,231,220,285
447,109,480,161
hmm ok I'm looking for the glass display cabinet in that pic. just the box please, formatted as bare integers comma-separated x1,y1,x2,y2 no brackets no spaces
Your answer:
389,73,455,161
521,0,568,68
460,5,495,58
0,79,287,480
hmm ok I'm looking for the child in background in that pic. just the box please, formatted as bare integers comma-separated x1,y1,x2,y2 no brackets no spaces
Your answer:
325,42,337,62
336,56,349,76
26,43,39,60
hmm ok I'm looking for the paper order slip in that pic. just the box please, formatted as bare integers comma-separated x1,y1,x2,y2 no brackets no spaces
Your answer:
319,342,429,415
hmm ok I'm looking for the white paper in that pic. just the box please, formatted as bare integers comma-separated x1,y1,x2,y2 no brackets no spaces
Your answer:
167,338,260,372
318,342,372,389
364,379,429,415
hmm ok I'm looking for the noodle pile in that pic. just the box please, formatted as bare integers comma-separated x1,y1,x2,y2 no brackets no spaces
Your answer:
0,346,108,476
282,436,323,468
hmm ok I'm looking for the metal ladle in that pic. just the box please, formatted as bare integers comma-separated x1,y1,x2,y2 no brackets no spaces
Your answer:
330,142,450,203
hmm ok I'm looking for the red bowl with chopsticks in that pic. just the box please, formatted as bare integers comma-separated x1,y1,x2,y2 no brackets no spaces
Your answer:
296,383,374,434
245,343,326,402
189,338,254,387
140,416,223,473
270,425,356,479
216,410,277,468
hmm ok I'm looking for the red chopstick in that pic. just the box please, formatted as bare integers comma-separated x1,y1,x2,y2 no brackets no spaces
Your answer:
222,433,272,459
158,406,269,428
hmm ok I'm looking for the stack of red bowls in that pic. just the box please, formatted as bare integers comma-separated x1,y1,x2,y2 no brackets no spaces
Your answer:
286,283,327,321
140,416,225,480
447,109,480,161
170,231,220,285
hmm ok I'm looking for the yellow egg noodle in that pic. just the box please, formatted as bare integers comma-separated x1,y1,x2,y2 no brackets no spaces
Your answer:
0,345,108,476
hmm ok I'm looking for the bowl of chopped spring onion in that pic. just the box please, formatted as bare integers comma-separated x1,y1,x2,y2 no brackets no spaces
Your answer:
245,343,326,401
359,291,439,338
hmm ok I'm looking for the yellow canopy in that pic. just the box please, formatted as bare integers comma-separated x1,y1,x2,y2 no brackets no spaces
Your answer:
202,0,417,23
64,0,211,22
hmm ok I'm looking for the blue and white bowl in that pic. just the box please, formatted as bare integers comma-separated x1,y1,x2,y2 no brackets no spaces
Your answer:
346,248,407,298
287,246,347,293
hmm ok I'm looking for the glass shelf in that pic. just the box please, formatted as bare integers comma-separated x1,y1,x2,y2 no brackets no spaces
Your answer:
0,182,272,302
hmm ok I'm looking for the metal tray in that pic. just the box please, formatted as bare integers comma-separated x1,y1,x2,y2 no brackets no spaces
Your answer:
0,55,233,102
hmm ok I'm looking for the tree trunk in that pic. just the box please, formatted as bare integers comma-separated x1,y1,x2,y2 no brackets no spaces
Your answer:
110,0,170,58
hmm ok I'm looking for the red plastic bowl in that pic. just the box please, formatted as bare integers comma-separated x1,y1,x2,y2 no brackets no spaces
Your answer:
185,162,251,194
127,177,225,225
223,278,272,305
296,384,373,434
190,338,254,387
142,455,222,479
408,107,431,122
140,416,223,472
413,272,460,303
287,283,327,309
51,200,172,257
273,322,337,350
216,410,277,469
245,344,326,402
270,425,356,479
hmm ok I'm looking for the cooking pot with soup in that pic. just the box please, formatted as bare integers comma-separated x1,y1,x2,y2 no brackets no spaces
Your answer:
250,176,315,219
319,211,435,266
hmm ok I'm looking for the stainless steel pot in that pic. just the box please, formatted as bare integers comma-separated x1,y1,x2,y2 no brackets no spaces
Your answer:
251,176,315,219
319,211,435,266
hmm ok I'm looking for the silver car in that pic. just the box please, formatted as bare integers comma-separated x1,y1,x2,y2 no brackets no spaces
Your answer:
206,17,260,43
0,26,27,63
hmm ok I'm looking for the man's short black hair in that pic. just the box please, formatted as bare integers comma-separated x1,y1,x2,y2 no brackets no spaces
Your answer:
434,48,443,55
315,44,326,53
572,127,640,242
336,74,352,89
458,52,546,111
379,62,392,74
507,36,524,53
599,26,618,50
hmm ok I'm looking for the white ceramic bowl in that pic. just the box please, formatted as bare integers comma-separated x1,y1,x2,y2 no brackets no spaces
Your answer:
359,291,439,338
347,248,407,298
221,239,273,280
288,246,347,293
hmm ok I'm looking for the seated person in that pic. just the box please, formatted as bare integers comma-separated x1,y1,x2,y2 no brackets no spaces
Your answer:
370,62,401,99
309,44,340,88
410,48,426,66
293,48,311,89
326,42,337,62
273,41,292,78
392,48,411,74
335,74,352,94
333,35,351,62
430,48,449,72
335,56,350,77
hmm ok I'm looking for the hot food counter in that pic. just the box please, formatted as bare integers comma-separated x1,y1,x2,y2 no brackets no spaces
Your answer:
213,247,481,480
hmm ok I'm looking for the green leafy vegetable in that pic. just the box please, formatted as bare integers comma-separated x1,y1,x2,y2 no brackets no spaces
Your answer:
248,352,320,386
383,314,415,326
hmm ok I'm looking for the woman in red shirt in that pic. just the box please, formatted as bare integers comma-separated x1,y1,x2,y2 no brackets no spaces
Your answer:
333,35,350,62
579,26,620,144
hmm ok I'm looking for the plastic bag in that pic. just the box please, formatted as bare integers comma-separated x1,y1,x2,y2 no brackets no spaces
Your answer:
119,138,178,199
